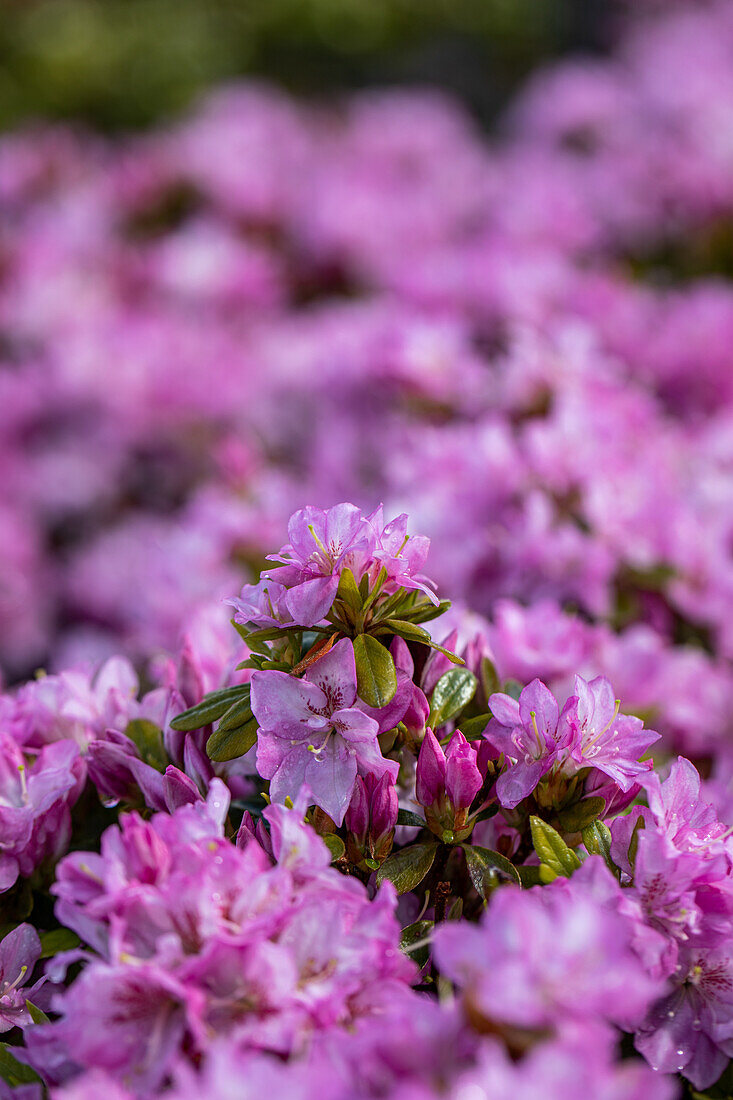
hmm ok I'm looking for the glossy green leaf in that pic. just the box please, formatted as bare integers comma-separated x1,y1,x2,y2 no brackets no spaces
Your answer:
216,695,255,732
379,619,432,645
353,633,397,708
170,684,249,731
628,814,645,867
39,928,81,958
323,834,346,862
462,844,520,897
376,841,438,895
125,719,168,772
396,809,426,828
480,657,501,699
399,919,433,967
336,568,362,613
429,668,477,727
516,865,543,887
243,626,294,644
529,816,582,878
25,1000,49,1025
206,717,259,763
582,820,618,876
0,1044,41,1085
557,796,606,833
402,599,452,625
456,713,491,739
502,679,523,702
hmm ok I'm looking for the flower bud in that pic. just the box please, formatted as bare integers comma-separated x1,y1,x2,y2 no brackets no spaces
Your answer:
345,776,370,842
415,729,446,809
416,729,482,842
346,773,398,869
402,685,430,744
445,731,483,811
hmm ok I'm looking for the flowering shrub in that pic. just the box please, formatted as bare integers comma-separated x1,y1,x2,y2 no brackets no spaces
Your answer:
0,500,727,1098
1,1,733,1096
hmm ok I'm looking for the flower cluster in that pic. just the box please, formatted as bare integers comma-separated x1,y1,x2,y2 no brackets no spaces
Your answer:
0,498,718,1098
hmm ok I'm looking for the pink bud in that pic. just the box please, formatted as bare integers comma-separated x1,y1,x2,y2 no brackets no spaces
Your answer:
162,766,202,812
345,775,370,841
416,729,446,809
370,772,398,840
445,731,482,810
177,637,204,708
236,810,258,849
402,685,429,738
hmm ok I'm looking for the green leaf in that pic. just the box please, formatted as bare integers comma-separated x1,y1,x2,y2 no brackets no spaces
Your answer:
502,679,523,702
557,796,606,833
628,814,645,867
323,834,346,862
125,719,168,772
462,844,520,897
447,897,463,920
25,1000,49,1025
376,841,438,895
582,820,618,876
428,643,465,665
170,684,250,731
379,619,432,645
0,1044,41,1086
480,657,501,699
230,619,252,644
353,633,398,708
336,568,362,614
516,865,543,887
243,626,293,644
396,809,426,828
39,928,80,958
529,816,582,878
456,713,490,739
429,668,477,727
399,919,433,968
216,696,254,732
401,599,452,625
206,717,259,763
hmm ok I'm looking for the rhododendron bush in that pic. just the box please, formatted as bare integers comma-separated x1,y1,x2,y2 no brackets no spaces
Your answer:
2,1,733,1098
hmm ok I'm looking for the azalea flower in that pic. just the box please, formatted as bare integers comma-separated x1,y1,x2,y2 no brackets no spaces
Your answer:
486,679,564,809
251,638,396,823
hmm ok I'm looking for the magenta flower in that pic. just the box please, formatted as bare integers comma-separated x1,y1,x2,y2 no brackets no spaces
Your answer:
264,504,375,626
0,923,43,1031
367,506,439,604
0,734,80,891
227,578,297,631
636,940,733,1089
251,638,396,824
435,859,662,1036
559,675,660,791
486,679,563,809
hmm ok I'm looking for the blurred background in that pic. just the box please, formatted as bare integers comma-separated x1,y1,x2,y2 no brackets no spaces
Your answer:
3,0,733,785
0,0,610,132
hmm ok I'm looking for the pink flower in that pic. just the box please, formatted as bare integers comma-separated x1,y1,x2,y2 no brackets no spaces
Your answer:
486,679,563,809
251,639,396,824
